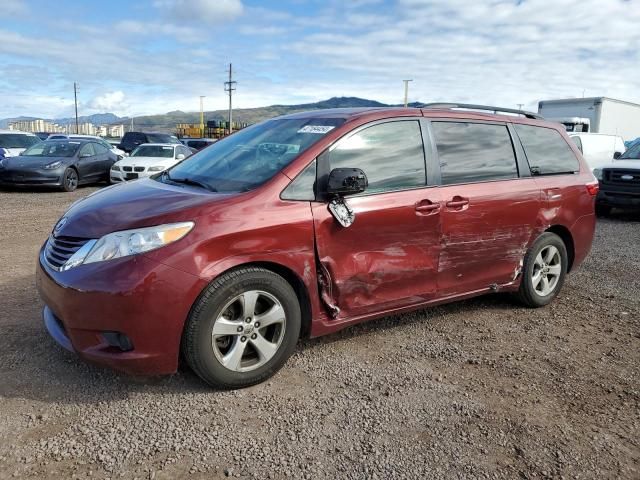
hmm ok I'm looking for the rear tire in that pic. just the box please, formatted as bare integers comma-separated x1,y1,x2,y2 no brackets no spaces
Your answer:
516,232,568,308
595,204,611,217
182,267,301,389
61,167,78,192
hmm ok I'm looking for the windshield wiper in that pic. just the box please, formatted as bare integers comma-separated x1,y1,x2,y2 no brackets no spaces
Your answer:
162,171,217,192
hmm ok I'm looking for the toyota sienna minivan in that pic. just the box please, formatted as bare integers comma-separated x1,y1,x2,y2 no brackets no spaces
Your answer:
36,105,598,388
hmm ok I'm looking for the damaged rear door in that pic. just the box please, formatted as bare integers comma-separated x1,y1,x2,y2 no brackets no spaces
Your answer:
429,120,542,296
311,119,442,318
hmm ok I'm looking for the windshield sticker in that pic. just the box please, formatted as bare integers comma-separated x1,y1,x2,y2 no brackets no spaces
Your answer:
297,125,335,134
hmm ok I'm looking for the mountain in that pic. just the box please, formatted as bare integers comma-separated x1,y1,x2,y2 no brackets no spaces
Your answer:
0,113,123,129
1,97,421,132
122,97,406,132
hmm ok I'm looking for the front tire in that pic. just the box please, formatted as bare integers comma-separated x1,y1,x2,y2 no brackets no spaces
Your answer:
61,167,78,192
516,232,568,308
182,267,301,389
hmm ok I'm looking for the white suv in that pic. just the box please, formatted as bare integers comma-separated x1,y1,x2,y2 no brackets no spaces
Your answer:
0,130,41,158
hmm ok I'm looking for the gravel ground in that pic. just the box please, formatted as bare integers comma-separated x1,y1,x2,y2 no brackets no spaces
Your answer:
0,186,638,479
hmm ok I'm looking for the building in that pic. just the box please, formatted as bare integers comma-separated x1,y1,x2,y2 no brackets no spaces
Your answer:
538,97,640,140
8,119,125,138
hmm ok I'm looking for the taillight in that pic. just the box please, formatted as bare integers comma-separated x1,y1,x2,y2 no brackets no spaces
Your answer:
586,183,599,196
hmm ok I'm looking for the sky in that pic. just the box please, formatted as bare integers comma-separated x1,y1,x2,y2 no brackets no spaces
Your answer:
1,0,639,119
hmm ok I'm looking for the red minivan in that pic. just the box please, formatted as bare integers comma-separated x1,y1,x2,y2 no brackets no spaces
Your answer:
36,105,598,388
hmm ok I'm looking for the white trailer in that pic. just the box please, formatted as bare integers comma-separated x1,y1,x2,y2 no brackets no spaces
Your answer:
537,97,640,141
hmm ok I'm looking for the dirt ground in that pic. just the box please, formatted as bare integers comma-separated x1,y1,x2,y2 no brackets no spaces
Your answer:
0,186,638,479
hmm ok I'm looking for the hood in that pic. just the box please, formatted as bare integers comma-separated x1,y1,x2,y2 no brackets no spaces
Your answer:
4,155,71,169
599,159,640,170
117,157,178,167
54,178,234,239
2,147,27,157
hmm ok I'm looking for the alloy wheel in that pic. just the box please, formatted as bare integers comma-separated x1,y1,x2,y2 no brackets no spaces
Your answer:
211,290,286,372
532,245,562,296
65,170,78,190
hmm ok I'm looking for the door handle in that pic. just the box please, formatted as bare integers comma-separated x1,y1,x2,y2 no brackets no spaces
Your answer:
445,197,469,209
415,200,440,214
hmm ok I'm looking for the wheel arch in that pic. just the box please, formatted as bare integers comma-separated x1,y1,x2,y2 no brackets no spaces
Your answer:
189,261,314,340
545,224,575,271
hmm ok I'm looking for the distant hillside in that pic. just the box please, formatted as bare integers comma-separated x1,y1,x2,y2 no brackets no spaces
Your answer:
122,97,408,132
2,97,423,132
0,112,124,129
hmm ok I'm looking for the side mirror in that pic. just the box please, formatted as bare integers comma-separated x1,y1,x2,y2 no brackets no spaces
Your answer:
613,151,622,159
326,168,368,196
176,153,185,160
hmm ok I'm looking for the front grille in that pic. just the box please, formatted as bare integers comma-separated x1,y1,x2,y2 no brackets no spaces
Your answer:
122,166,133,172
134,166,145,172
44,235,90,270
603,169,640,185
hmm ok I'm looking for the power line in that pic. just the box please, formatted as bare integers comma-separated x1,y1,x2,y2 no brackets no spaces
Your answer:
224,63,236,134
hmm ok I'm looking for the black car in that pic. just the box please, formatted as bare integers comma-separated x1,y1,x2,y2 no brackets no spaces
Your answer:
118,131,181,153
0,139,117,192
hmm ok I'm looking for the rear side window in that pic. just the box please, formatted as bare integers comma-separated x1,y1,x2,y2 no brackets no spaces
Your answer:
514,125,579,175
328,120,426,194
431,122,518,185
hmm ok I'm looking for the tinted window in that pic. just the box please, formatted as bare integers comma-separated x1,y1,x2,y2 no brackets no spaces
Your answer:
328,120,426,194
514,125,579,175
165,118,344,193
23,141,80,157
281,160,316,201
131,145,174,158
0,134,40,149
79,143,95,156
432,122,518,185
93,142,109,154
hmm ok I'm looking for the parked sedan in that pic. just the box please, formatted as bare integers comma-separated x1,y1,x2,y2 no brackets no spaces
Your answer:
0,129,41,157
0,139,117,191
68,135,126,159
110,143,192,182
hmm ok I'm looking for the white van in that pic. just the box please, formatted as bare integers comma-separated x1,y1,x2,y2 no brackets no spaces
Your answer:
0,130,41,157
569,133,626,170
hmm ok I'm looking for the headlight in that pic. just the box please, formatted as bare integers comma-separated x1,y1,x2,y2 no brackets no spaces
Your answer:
111,165,121,171
148,166,165,172
59,222,194,271
593,168,602,180
0,158,4,168
44,161,63,169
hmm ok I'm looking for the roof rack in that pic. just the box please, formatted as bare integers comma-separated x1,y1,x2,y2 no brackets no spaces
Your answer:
421,103,544,120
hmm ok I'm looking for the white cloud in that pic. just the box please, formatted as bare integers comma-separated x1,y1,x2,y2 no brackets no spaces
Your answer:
87,91,128,112
153,0,244,24
114,20,201,42
4,0,26,16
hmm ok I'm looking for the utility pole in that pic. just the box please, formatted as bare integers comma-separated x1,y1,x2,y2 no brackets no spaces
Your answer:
199,96,205,137
402,79,413,107
517,103,524,111
73,82,79,134
224,63,236,134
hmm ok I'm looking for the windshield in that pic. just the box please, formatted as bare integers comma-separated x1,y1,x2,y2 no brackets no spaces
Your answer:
23,140,81,157
620,142,640,160
147,134,180,144
0,134,40,149
162,118,345,192
131,145,175,158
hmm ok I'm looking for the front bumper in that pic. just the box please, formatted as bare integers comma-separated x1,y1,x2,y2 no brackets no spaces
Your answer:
36,246,207,375
597,190,640,208
110,169,154,183
0,168,64,187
